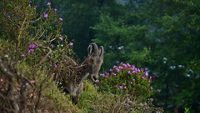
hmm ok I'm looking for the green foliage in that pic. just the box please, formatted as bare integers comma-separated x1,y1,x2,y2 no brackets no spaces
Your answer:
144,0,200,112
78,81,161,113
93,14,150,68
78,81,117,113
17,63,82,112
50,0,100,58
184,107,191,113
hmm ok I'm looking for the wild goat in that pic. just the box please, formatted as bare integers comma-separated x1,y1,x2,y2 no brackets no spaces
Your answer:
53,43,104,104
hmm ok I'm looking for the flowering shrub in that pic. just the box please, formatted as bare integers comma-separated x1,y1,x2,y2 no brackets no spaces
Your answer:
0,1,76,112
99,63,153,100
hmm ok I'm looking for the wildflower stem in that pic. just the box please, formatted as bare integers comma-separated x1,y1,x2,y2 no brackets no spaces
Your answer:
38,45,52,65
17,17,27,49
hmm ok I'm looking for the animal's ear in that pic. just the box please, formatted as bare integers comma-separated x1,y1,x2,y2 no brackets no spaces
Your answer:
99,46,104,57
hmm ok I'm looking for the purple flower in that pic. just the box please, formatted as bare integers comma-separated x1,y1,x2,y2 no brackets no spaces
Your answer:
43,13,48,18
100,72,109,78
53,63,58,68
130,67,135,71
132,70,137,74
28,43,38,49
116,68,120,72
28,49,35,54
131,65,135,69
127,63,131,67
122,63,128,68
128,71,131,75
118,66,123,69
100,73,105,77
135,68,140,72
144,71,149,76
119,85,123,89
156,111,161,113
28,43,38,54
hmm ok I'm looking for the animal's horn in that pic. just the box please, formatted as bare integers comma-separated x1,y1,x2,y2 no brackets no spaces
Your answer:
91,43,98,55
99,46,104,57
87,44,93,55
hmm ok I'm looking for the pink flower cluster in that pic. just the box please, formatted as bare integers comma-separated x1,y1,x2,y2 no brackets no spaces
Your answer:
43,12,48,18
28,43,38,54
100,63,151,80
42,2,63,21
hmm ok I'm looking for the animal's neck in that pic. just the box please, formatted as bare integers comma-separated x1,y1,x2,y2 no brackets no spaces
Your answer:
80,57,91,71
79,62,90,75
73,60,90,83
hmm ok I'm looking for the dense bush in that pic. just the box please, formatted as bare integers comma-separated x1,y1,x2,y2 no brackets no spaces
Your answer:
98,63,163,112
0,0,77,112
79,81,162,113
99,63,152,100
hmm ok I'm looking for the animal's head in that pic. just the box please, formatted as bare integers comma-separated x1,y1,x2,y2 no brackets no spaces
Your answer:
86,43,104,82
